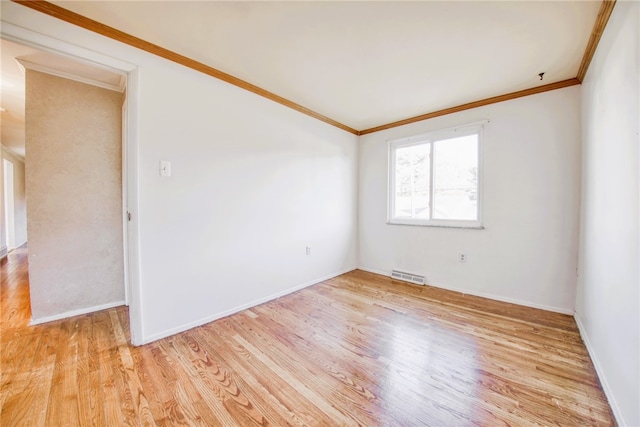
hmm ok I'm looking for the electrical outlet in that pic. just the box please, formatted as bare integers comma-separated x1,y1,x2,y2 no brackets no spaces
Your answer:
459,253,467,263
306,246,311,256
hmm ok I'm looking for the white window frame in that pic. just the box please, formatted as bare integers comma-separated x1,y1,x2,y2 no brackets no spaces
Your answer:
387,120,487,229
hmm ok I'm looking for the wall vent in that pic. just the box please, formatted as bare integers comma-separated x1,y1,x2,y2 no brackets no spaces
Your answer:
390,270,425,285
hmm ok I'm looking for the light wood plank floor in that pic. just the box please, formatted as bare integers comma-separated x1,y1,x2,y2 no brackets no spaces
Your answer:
1,246,615,426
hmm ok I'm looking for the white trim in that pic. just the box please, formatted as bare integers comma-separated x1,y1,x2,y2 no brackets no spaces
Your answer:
1,144,25,163
388,121,485,228
574,314,626,426
357,266,391,277
30,300,126,325
386,220,485,229
0,246,7,260
121,93,129,307
0,22,136,73
427,280,574,314
16,58,125,93
357,266,575,315
141,267,357,345
387,119,491,144
124,67,143,345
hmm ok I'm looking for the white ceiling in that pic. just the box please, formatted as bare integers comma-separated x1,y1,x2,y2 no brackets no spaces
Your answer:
1,1,602,154
49,0,601,130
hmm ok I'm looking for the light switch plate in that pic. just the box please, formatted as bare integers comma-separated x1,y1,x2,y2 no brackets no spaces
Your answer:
160,160,171,177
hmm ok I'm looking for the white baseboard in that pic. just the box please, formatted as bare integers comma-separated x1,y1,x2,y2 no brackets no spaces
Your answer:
0,246,7,260
141,266,358,345
357,266,574,315
574,314,625,426
30,300,126,325
357,266,389,277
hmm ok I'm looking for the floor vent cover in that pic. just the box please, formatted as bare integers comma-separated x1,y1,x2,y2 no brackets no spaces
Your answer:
391,270,425,285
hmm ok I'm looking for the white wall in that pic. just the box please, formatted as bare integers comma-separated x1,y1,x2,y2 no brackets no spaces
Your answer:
576,2,639,425
0,2,358,342
0,145,27,254
137,60,358,340
359,86,582,313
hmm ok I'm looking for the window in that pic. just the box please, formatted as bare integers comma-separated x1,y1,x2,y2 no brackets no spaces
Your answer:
388,121,485,228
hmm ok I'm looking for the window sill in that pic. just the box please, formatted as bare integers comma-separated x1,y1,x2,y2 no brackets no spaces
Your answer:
386,221,485,229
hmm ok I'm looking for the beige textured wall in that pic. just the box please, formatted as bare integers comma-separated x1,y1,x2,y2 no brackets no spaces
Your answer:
26,70,125,321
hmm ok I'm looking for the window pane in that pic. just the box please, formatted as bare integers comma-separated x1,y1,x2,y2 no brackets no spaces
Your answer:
433,135,478,220
394,143,430,219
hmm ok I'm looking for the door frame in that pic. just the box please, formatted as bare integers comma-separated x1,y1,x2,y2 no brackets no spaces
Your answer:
1,22,144,345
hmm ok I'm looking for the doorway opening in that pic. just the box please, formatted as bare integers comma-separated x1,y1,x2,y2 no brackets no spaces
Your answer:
0,29,141,344
3,159,15,251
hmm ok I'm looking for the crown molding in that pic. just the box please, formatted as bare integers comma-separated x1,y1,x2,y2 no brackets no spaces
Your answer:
359,78,581,135
577,0,617,82
10,0,359,135
11,0,614,136
16,57,126,93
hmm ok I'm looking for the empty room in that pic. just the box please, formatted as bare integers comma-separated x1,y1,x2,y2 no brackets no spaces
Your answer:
1,0,638,426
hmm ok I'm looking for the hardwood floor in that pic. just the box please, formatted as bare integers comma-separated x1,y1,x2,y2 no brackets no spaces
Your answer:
1,247,615,426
